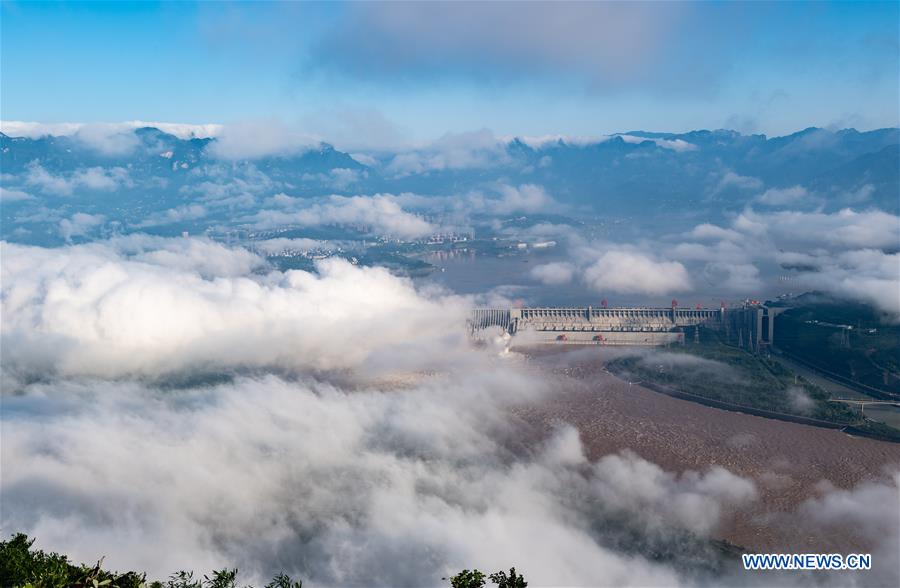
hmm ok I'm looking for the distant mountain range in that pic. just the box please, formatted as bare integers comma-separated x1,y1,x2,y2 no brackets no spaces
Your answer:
2,125,897,245
0,126,363,180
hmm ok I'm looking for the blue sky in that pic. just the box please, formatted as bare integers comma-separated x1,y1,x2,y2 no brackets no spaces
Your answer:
2,1,898,142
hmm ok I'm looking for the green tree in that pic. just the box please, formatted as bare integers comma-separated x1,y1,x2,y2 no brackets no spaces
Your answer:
488,568,527,588
202,569,238,588
0,533,305,588
446,568,527,588
264,573,302,588
446,569,486,588
0,533,148,588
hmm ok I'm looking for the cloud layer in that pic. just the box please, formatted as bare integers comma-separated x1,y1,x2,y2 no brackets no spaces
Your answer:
1,372,758,586
674,208,900,319
0,235,766,586
2,234,897,587
247,194,435,239
1,237,466,382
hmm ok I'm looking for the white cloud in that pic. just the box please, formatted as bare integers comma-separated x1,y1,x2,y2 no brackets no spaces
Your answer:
701,262,762,292
1,121,84,138
0,186,34,202
0,371,755,586
329,167,364,189
583,250,691,295
206,118,318,160
755,185,810,206
0,235,765,586
0,120,222,140
713,171,764,194
248,194,435,239
845,183,875,203
786,386,815,414
58,212,105,241
656,138,697,152
23,162,77,196
300,167,368,190
505,134,607,148
313,2,684,91
110,234,264,278
70,124,142,156
685,223,742,242
486,184,555,215
298,106,411,152
179,163,278,209
0,238,464,380
453,183,558,217
797,473,900,587
589,448,756,537
377,183,558,222
618,134,698,152
668,208,900,319
669,240,749,264
73,166,133,190
796,249,900,321
135,204,209,228
23,162,132,196
0,122,199,156
385,130,510,176
735,208,900,250
349,152,379,167
633,350,740,380
8,233,890,587
530,262,575,285
7,205,62,224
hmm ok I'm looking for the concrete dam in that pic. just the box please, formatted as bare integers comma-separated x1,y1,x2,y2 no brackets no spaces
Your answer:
471,305,786,348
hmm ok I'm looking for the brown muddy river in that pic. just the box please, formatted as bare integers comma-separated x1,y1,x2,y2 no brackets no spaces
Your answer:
511,346,900,555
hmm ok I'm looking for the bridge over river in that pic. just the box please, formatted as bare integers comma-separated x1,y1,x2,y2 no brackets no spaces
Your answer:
471,305,786,347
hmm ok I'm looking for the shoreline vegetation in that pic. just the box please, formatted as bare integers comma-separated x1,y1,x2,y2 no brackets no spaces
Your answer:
0,534,528,588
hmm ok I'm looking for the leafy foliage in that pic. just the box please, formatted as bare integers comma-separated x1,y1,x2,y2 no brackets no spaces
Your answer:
0,533,147,588
445,567,528,588
2,533,526,588
0,534,302,588
264,573,302,588
446,569,486,588
1,532,525,588
488,568,528,588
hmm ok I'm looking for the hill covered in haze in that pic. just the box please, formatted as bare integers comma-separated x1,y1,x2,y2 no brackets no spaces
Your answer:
1,125,897,245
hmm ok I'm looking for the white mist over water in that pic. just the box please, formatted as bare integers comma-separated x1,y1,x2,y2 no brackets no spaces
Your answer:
1,235,897,587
